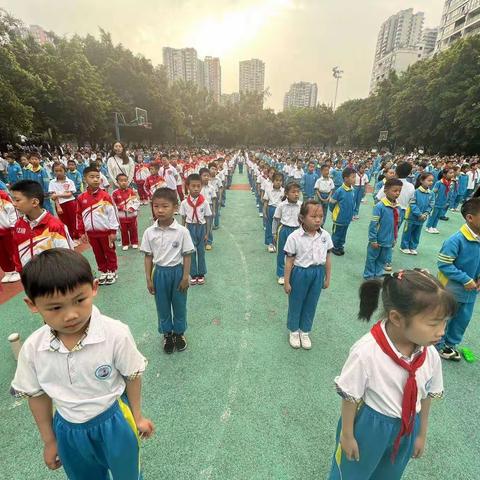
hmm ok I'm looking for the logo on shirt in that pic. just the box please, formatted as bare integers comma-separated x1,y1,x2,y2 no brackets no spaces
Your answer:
321,237,327,243
172,241,179,248
95,364,112,380
425,377,432,392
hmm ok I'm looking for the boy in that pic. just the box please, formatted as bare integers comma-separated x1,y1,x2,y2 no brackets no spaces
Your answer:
112,173,140,251
303,161,319,201
159,155,180,192
437,198,480,361
10,249,153,478
314,164,335,226
144,162,166,200
209,162,223,230
77,166,119,285
0,189,20,282
199,167,216,251
363,179,402,279
6,154,23,186
179,174,212,285
22,152,54,215
66,159,83,196
352,163,369,220
141,188,194,353
330,168,356,256
10,180,72,268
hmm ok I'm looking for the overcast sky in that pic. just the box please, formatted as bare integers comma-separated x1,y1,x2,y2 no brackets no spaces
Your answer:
2,0,443,111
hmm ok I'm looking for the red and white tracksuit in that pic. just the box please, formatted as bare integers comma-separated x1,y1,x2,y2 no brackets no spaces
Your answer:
134,163,150,201
112,188,140,247
0,191,19,273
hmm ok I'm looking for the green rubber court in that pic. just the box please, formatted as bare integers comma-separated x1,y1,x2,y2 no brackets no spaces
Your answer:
1,172,479,479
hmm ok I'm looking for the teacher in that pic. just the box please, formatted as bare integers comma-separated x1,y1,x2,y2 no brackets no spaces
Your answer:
107,142,135,187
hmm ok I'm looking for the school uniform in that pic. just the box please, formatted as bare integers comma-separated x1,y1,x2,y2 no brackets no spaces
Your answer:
263,187,284,246
400,187,434,250
363,198,400,279
437,224,480,348
284,227,333,332
314,176,335,225
66,169,83,196
144,174,166,199
13,210,73,268
466,169,478,198
7,162,23,185
22,165,55,215
201,184,216,246
426,179,451,229
329,320,443,480
272,200,302,277
179,195,212,278
134,163,150,201
330,184,355,252
49,178,78,239
159,165,179,191
302,171,319,200
330,168,344,190
454,172,469,207
141,219,195,334
377,179,415,227
112,188,140,247
76,188,119,274
0,190,19,273
353,173,369,216
11,305,147,480
210,176,223,229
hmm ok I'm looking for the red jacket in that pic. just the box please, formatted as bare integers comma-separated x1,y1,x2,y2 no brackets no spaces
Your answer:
0,190,17,235
144,174,166,198
76,188,119,237
112,188,140,219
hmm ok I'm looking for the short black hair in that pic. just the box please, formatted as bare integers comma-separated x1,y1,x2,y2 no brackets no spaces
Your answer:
342,167,355,179
461,198,480,218
384,178,403,190
83,166,100,177
67,159,76,165
116,173,128,181
186,173,201,185
21,249,94,301
10,180,44,206
152,187,178,205
395,161,412,179
199,167,209,176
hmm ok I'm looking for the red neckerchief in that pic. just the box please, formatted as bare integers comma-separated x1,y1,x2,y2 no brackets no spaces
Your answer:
393,207,399,240
370,321,427,462
441,178,451,194
187,194,205,223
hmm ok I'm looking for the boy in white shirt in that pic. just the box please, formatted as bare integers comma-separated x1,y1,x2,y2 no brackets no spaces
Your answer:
199,167,217,251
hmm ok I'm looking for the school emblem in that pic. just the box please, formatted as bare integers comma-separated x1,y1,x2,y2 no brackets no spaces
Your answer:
172,241,180,248
95,364,112,380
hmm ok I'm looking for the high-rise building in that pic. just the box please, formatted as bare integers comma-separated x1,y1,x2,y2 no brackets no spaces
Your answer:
283,82,318,110
370,9,431,93
239,59,265,94
436,0,480,52
204,56,221,103
220,92,241,106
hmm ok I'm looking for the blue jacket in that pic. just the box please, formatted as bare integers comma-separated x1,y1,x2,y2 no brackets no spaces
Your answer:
330,184,355,225
7,162,23,184
368,198,400,247
22,166,50,192
373,179,385,198
330,168,343,188
405,186,435,225
438,224,480,303
432,180,450,209
67,169,83,192
77,163,87,176
457,173,469,196
303,172,319,198
0,179,8,191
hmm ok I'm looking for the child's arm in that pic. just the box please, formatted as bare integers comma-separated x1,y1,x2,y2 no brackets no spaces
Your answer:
28,395,62,470
438,237,477,289
340,399,360,461
179,254,192,292
412,397,431,458
144,254,154,294
323,252,331,289
125,377,154,438
284,255,294,294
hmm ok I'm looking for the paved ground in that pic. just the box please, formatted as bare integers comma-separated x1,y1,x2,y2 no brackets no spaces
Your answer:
0,171,478,479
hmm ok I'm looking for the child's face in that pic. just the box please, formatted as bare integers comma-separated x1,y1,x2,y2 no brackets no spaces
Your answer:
466,210,480,234
118,176,129,189
445,170,455,180
25,283,98,338
7,157,15,164
308,164,315,173
149,166,159,176
286,187,300,202
302,204,323,231
162,157,169,167
11,191,40,215
344,173,356,186
385,169,396,180
54,166,66,179
30,157,40,168
20,157,29,167
152,197,177,222
201,172,210,184
67,162,76,171
209,166,217,176
385,185,402,203
85,171,101,189
188,180,202,197
273,177,282,189
321,168,329,178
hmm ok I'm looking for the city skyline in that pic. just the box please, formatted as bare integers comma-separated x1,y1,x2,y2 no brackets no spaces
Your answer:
1,0,443,111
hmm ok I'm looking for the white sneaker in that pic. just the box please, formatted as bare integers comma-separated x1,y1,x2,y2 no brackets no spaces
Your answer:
105,272,116,285
433,228,440,234
277,276,285,285
7,272,20,282
289,331,301,349
425,227,434,234
122,246,129,251
98,273,108,285
267,244,275,253
132,244,138,249
300,331,312,350
399,248,411,254
258,212,263,217
410,249,418,255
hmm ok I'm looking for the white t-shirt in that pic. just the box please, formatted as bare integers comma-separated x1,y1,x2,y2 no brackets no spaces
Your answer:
48,178,77,204
159,165,179,191
314,177,335,193
284,227,333,267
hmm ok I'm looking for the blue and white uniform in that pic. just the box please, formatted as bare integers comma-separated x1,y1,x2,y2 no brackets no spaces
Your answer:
330,183,355,252
426,180,451,229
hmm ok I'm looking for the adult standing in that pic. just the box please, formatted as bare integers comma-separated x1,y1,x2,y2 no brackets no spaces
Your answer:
107,142,135,187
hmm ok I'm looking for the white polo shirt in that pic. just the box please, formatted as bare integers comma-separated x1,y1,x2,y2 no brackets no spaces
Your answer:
48,178,77,204
273,200,302,227
314,177,335,194
334,320,444,418
377,178,415,210
141,218,195,266
10,306,147,424
201,184,216,207
159,165,178,191
179,196,212,224
354,173,369,186
284,227,333,267
264,187,284,207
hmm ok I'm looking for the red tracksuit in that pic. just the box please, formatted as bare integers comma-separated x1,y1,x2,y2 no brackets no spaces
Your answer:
77,188,119,273
134,163,150,201
0,191,19,273
57,198,79,240
112,187,139,247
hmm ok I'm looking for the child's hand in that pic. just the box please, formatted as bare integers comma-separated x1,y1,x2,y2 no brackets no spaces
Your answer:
323,278,330,289
43,439,62,470
80,234,88,244
412,434,426,458
464,280,477,291
340,432,360,461
56,207,63,215
204,234,208,244
147,279,155,295
284,283,292,295
135,417,155,439
108,233,116,248
178,277,189,292
370,242,380,249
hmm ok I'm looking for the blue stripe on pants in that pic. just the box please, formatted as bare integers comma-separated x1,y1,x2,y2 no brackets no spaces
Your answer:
153,264,187,334
276,225,298,277
187,223,207,277
264,205,276,245
329,404,419,480
53,396,142,480
287,265,324,332
363,245,391,279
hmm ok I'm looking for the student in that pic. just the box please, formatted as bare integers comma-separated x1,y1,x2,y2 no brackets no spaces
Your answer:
436,198,480,361
144,162,166,200
22,152,54,215
77,166,119,286
141,188,194,354
353,163,369,219
314,164,335,227
6,154,23,186
363,179,402,279
302,161,319,201
0,189,20,282
400,173,435,255
0,178,8,191
48,163,78,242
330,159,344,191
199,167,216,251
426,168,455,234
159,155,180,192
452,164,469,210
263,172,284,253
90,160,111,191
10,180,72,269
330,168,356,256
10,249,154,479
112,173,140,251
283,200,332,349
134,153,150,204
329,269,455,480
373,167,395,199
179,174,212,285
209,162,223,230
66,159,83,196
272,182,302,285
466,162,478,199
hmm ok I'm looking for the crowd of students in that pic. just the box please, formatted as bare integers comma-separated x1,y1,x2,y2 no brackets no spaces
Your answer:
1,144,479,480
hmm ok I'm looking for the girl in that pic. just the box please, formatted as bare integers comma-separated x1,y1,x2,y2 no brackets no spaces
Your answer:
272,182,302,285
107,142,135,188
400,173,435,254
48,163,78,241
314,164,335,227
353,163,369,219
134,153,150,204
426,168,455,234
329,269,456,480
263,172,284,253
283,200,332,349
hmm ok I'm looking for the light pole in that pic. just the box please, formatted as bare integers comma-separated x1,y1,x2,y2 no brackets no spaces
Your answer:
332,66,343,111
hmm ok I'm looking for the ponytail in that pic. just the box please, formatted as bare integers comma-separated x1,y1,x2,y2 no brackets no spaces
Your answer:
358,278,384,321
